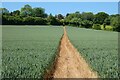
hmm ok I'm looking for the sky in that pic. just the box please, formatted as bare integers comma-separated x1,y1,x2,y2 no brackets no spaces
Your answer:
1,0,119,2
2,2,118,15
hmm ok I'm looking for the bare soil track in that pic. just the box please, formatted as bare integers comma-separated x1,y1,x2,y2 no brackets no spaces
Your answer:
45,27,98,79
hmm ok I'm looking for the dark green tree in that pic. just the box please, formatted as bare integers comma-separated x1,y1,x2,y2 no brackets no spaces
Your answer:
81,20,93,28
34,17,47,25
70,18,82,27
0,8,9,15
33,7,47,17
94,12,109,24
104,18,110,25
65,12,81,25
81,12,94,21
11,10,20,16
23,16,35,24
20,4,33,17
47,14,61,25
55,14,64,20
111,16,120,31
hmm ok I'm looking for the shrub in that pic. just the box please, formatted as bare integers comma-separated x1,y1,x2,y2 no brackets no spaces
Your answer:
23,17,35,25
47,16,61,25
81,20,93,28
111,16,120,32
34,17,47,25
105,26,113,31
92,24,101,30
2,15,23,25
101,25,104,30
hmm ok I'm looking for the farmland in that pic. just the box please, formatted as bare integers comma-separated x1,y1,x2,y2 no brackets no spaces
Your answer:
1,2,119,79
2,25,119,78
2,25,63,78
66,27,118,78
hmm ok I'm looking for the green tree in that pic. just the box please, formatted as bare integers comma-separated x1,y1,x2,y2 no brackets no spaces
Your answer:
65,12,81,25
81,20,93,28
66,13,70,17
34,17,47,25
2,15,8,24
70,18,82,27
55,14,64,20
81,12,94,21
32,7,47,17
94,12,109,24
47,14,61,25
0,8,9,15
92,24,101,30
2,15,22,25
20,4,33,17
104,18,110,25
11,10,20,16
111,16,120,31
23,16,35,24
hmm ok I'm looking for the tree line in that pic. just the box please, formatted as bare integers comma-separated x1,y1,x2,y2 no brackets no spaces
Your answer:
0,4,120,32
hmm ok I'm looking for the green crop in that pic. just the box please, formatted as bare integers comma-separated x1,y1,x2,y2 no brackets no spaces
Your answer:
2,25,118,78
66,27,118,78
2,25,63,78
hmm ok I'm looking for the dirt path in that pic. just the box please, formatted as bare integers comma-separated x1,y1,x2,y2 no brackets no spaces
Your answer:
45,27,98,78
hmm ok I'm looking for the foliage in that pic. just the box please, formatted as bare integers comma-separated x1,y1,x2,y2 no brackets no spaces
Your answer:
20,4,33,17
55,14,64,20
47,14,62,25
34,17,47,25
2,15,47,25
110,16,120,32
70,18,82,27
94,12,109,24
32,7,47,18
23,16,35,25
10,10,20,16
81,20,93,28
65,12,81,22
105,25,113,31
1,4,120,32
104,18,110,25
0,8,9,15
92,24,101,30
2,15,22,25
81,12,94,21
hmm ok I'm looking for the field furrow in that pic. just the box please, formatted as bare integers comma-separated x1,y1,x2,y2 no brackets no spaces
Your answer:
45,27,98,78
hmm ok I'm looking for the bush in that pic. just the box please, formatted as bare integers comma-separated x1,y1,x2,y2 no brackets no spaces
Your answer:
105,26,113,31
81,20,93,28
34,17,47,25
47,16,61,25
23,17,35,25
101,25,104,30
111,16,120,32
92,24,101,30
2,15,23,25
2,15,8,25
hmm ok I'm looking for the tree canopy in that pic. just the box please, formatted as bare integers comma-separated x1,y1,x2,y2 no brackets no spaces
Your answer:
1,4,120,32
